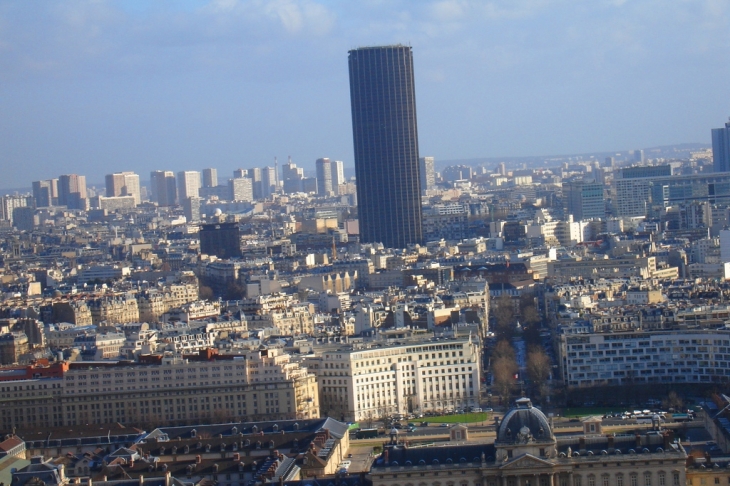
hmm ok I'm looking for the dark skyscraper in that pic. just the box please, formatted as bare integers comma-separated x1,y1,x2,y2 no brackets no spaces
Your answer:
712,118,730,172
348,45,423,248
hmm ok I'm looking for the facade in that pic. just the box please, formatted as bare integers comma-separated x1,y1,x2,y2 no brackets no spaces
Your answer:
420,156,436,192
713,118,730,172
613,166,672,217
229,177,254,202
0,349,320,430
649,172,730,207
564,180,605,221
374,398,686,486
331,160,345,194
32,179,58,207
316,157,333,196
203,167,218,188
308,336,480,422
58,174,87,209
177,170,201,202
183,196,202,222
1,195,33,224
349,45,423,248
105,171,141,205
150,170,177,206
200,222,243,259
558,329,730,387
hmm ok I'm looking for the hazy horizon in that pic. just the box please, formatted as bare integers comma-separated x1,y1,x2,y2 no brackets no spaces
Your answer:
1,1,729,189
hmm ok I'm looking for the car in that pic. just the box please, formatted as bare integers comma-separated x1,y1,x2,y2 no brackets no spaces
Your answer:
484,408,493,412
408,426,417,432
440,423,449,427
472,407,483,413
348,453,353,458
408,422,417,427
393,423,402,429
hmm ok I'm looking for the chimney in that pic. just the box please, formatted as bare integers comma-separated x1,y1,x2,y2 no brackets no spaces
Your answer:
663,430,674,450
196,455,202,464
165,471,172,486
384,449,389,464
635,435,642,448
139,475,144,486
233,453,240,461
579,438,586,452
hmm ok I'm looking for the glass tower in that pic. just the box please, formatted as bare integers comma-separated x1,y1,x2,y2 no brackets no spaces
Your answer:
348,45,423,248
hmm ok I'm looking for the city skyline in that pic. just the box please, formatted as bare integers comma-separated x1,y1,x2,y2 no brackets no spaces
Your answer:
1,1,729,190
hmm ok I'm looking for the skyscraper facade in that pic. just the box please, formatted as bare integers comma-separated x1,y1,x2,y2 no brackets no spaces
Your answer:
177,171,201,203
316,157,333,196
419,156,435,193
58,174,87,210
564,180,605,221
348,45,423,248
712,119,730,173
105,171,141,205
330,160,345,195
202,168,218,188
150,171,177,206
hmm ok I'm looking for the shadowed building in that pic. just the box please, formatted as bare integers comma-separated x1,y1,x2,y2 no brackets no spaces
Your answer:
348,45,423,248
200,222,242,259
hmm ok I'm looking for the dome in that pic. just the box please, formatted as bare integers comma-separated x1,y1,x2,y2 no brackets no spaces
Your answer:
496,397,554,444
214,208,223,216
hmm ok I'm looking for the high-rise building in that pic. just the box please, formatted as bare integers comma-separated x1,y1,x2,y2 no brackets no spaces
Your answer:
32,180,57,207
419,156,435,192
1,195,33,223
281,159,305,194
330,160,345,195
150,170,177,206
182,196,202,222
233,168,248,179
177,171,201,203
712,118,730,173
613,165,672,217
202,168,218,188
105,171,141,205
247,168,263,199
261,166,277,198
58,174,87,210
348,45,423,248
315,157,333,196
229,177,253,202
200,222,243,259
563,180,605,221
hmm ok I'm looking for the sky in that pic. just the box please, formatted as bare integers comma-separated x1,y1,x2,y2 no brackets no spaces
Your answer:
1,0,730,189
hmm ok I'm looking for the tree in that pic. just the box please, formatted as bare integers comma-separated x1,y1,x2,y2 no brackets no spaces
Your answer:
492,339,516,361
663,391,684,412
492,355,518,402
526,346,551,398
493,294,515,339
199,284,214,301
521,305,541,326
519,292,537,314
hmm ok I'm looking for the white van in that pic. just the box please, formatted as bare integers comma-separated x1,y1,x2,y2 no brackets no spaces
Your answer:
472,407,483,412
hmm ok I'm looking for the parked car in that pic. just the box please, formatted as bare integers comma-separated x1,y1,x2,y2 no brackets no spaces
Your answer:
440,423,449,427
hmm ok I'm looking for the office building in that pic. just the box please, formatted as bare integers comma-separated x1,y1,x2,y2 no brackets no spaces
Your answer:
150,170,177,206
282,159,305,194
419,156,435,192
348,45,423,248
331,160,345,195
229,177,253,202
309,336,480,422
233,168,248,179
202,167,218,188
316,157,333,196
613,165,672,217
32,179,57,207
105,171,141,205
200,222,242,258
57,174,87,209
183,196,202,222
712,118,730,172
177,171,201,203
261,166,277,198
248,167,263,199
12,206,35,231
563,180,605,220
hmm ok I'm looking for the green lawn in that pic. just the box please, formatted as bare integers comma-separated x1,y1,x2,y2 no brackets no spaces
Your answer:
426,412,489,423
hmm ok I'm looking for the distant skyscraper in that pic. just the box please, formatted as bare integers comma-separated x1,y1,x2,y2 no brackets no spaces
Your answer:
182,196,202,222
177,171,201,203
316,158,333,196
32,180,57,207
229,177,253,202
202,168,218,188
330,160,345,195
261,166,277,198
105,171,141,205
58,174,87,210
150,170,177,206
281,158,305,194
233,168,248,179
247,168,263,199
564,180,605,221
633,150,645,163
348,45,423,248
613,165,672,217
419,157,435,192
712,118,730,173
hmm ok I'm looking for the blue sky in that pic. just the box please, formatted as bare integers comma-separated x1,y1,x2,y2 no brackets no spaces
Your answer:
1,0,729,188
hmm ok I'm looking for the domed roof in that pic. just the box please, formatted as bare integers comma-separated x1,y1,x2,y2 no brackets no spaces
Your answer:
496,397,554,445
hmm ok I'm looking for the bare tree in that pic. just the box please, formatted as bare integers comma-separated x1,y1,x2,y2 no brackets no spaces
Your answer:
526,346,551,398
663,391,684,412
493,294,516,339
521,305,541,326
492,355,518,402
492,339,516,361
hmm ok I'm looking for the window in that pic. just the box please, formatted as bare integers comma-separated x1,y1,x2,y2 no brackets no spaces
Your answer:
645,473,652,486
631,475,638,486
603,475,610,486
617,475,624,486
575,476,582,486
659,474,665,486
673,474,680,486
589,476,596,486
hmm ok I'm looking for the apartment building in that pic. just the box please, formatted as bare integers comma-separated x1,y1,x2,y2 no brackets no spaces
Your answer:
307,336,481,422
0,348,319,430
558,329,730,387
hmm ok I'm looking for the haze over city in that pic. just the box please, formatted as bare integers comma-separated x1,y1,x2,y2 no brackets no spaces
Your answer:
2,0,730,189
